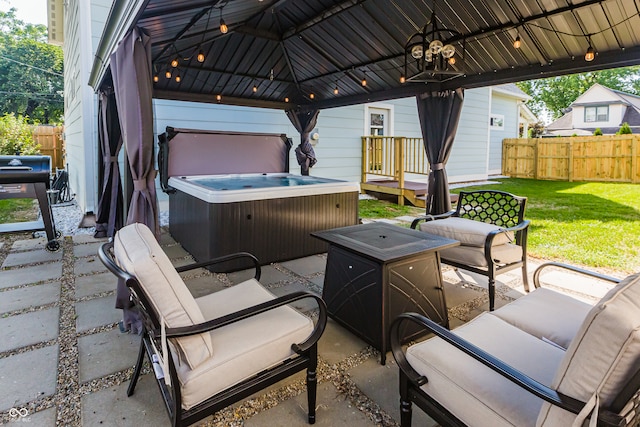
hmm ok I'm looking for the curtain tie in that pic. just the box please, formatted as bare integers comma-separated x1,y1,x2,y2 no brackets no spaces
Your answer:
104,155,118,163
133,179,147,191
431,163,445,171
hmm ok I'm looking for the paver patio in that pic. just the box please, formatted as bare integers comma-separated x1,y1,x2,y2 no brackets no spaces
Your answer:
0,221,615,426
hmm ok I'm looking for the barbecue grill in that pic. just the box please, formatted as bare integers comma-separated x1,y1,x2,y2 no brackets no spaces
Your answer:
0,155,60,251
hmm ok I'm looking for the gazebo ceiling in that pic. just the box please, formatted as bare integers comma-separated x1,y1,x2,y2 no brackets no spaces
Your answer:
90,0,640,111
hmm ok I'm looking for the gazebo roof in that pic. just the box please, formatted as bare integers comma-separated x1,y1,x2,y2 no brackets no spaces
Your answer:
89,0,640,110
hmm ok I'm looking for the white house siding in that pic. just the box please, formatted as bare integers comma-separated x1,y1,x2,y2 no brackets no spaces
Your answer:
63,0,112,214
488,90,520,175
571,84,627,129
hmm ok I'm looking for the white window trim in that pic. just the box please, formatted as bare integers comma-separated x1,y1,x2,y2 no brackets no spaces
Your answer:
490,114,505,130
364,103,394,137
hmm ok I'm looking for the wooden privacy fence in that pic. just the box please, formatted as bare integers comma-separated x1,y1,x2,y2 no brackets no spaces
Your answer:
32,126,65,171
503,135,640,183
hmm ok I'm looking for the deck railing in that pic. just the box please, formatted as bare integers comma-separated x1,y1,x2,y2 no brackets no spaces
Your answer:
361,136,429,184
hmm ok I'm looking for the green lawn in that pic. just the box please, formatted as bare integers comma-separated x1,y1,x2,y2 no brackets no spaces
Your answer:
0,199,38,223
448,179,640,273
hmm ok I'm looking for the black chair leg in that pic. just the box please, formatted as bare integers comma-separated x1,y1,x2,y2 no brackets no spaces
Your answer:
399,372,413,427
488,277,496,311
127,334,147,397
522,261,530,292
307,346,318,424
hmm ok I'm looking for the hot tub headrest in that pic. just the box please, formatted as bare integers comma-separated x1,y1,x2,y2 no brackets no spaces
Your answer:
158,128,292,193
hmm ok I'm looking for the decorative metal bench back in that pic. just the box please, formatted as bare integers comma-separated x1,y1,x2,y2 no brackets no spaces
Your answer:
455,190,526,228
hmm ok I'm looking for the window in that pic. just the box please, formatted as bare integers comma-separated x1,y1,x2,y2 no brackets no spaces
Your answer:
369,113,385,136
585,105,609,122
489,114,504,130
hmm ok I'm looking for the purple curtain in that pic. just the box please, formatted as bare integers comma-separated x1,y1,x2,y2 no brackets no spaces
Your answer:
111,27,159,237
417,88,464,215
94,89,123,238
286,109,318,175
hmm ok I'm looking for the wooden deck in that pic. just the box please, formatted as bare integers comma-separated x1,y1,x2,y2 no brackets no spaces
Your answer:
361,179,459,208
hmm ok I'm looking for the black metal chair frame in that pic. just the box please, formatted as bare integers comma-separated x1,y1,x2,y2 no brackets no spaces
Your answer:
98,242,327,427
390,263,640,427
411,190,530,311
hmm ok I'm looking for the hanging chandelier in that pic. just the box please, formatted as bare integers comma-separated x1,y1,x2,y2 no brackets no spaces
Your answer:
402,0,465,83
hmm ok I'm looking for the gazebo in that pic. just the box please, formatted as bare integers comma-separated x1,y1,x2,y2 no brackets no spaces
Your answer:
87,0,640,235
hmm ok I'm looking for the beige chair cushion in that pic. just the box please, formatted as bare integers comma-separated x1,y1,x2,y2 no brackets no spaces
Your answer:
407,313,565,427
419,217,514,247
538,273,640,426
174,279,314,410
114,223,213,370
438,243,523,267
492,287,592,350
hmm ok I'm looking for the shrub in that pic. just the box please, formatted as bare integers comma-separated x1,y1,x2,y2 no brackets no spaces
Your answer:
616,122,632,135
594,128,603,136
0,113,40,155
527,121,545,138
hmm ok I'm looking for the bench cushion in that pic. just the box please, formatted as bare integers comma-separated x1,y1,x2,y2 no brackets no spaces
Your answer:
492,287,592,350
114,223,214,370
538,273,640,426
407,313,565,427
419,217,514,247
175,279,315,410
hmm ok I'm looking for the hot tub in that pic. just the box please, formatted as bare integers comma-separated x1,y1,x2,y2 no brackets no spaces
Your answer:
159,128,359,271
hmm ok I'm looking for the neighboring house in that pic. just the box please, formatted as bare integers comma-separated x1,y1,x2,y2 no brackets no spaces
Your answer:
52,0,529,215
546,83,640,136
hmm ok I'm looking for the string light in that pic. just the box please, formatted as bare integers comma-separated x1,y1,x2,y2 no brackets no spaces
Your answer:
513,35,521,49
153,75,159,82
165,70,172,79
285,97,289,102
216,94,222,101
361,72,367,86
309,92,315,99
197,50,205,62
175,74,181,82
585,38,595,61
333,83,339,95
399,74,406,84
253,83,258,93
171,58,179,67
448,56,456,65
219,7,228,34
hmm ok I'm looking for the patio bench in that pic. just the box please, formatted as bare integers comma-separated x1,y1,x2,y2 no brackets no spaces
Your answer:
411,190,530,311
391,262,640,427
98,223,327,427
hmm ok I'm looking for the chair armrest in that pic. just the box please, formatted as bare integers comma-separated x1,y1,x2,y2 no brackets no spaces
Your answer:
390,312,588,416
410,210,456,229
484,219,530,250
166,291,327,354
533,262,621,289
175,252,261,281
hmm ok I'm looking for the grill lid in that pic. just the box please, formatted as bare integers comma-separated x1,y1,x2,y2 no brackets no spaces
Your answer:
0,155,52,173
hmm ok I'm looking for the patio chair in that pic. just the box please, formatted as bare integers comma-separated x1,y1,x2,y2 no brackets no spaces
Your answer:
391,262,640,427
98,223,327,427
411,190,530,311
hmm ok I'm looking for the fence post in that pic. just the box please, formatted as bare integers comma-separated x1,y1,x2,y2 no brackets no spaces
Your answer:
568,139,574,182
533,138,538,179
633,135,638,184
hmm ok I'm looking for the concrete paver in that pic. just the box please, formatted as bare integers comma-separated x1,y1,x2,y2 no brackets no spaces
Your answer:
73,255,108,276
280,254,327,277
73,241,103,258
78,329,141,383
317,319,369,366
11,237,48,251
0,345,59,411
75,296,121,333
0,263,62,289
0,308,59,352
75,271,117,299
0,282,60,313
1,249,63,268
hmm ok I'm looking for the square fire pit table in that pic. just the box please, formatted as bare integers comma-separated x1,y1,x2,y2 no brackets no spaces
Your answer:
312,222,459,364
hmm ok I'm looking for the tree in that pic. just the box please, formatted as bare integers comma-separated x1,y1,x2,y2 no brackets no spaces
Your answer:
516,66,640,120
0,9,63,124
0,113,40,155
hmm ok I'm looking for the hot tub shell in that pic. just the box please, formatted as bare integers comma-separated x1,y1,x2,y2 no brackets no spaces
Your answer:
159,128,359,271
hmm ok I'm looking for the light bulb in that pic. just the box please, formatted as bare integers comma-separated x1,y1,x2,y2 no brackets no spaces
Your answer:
153,75,159,82
197,51,205,62
400,74,406,84
175,75,181,82
253,85,258,93
513,36,521,49
361,77,367,86
585,45,595,61
165,70,171,79
429,39,443,54
220,18,228,34
216,94,222,101
284,97,289,102
448,57,456,65
411,45,424,59
334,86,339,95
171,58,179,67
309,92,315,99
441,44,455,58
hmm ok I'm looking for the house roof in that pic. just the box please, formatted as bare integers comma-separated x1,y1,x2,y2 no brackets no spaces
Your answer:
89,0,640,111
492,84,531,101
546,111,574,131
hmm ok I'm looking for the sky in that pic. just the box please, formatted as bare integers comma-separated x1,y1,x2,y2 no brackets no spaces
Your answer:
0,0,48,26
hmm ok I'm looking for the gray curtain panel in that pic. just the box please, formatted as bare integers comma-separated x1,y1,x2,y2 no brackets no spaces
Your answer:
111,26,160,237
94,89,123,239
417,88,464,215
286,109,319,176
